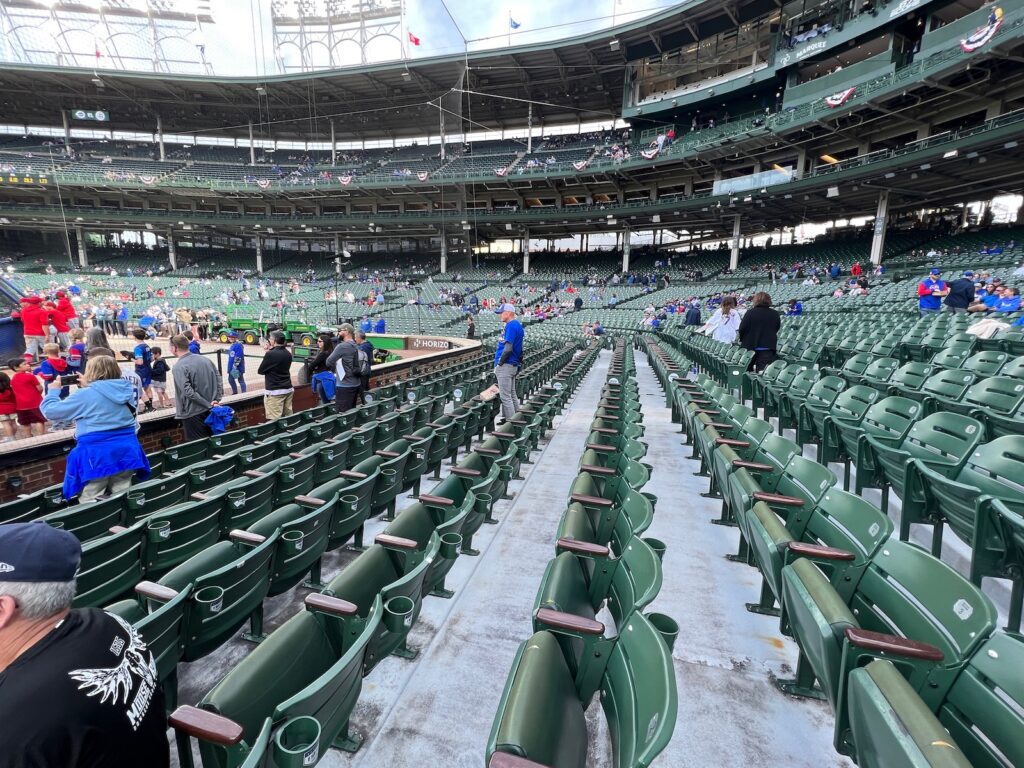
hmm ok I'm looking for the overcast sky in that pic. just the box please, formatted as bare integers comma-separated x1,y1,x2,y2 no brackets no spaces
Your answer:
205,0,682,76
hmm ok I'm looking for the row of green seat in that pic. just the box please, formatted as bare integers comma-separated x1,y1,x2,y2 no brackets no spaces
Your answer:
160,339,597,766
487,338,677,768
642,332,1023,768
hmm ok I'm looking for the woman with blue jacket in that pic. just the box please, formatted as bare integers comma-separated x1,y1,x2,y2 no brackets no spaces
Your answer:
40,354,150,503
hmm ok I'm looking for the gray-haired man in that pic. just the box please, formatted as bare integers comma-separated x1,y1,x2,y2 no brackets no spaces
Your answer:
0,522,169,767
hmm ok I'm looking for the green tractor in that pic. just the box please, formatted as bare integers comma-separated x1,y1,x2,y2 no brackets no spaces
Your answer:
214,311,320,348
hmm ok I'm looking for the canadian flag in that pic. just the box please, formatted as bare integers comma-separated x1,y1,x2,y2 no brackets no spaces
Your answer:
408,32,421,46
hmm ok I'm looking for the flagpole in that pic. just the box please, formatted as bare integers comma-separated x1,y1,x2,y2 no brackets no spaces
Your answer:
508,9,511,47
400,0,407,59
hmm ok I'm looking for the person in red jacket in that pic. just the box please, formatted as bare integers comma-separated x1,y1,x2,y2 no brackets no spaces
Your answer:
11,296,48,361
44,300,71,350
850,262,862,277
55,291,78,329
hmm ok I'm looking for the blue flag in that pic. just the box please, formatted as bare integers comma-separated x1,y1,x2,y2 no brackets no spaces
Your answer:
510,18,521,29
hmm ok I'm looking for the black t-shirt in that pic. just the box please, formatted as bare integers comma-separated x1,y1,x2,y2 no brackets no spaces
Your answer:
0,608,169,768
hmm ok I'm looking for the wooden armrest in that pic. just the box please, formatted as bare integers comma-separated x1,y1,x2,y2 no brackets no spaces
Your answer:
786,541,855,561
289,452,305,459
591,427,618,435
753,491,805,507
520,407,538,414
402,434,422,441
109,525,129,534
603,395,622,402
844,627,944,661
694,409,721,416
705,422,734,430
451,467,482,477
375,450,401,458
419,494,454,506
229,529,266,546
135,580,179,602
375,533,419,550
488,431,515,440
489,753,553,768
715,438,749,447
570,493,614,508
475,447,501,456
341,470,368,480
585,443,615,452
190,492,209,501
243,470,265,478
580,464,617,476
304,593,359,617
169,706,245,747
556,537,610,557
732,460,774,471
689,398,712,405
426,421,446,428
294,495,326,507
535,607,604,636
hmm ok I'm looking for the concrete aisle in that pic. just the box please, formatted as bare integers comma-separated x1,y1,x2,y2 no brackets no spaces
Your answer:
322,349,613,767
633,352,853,768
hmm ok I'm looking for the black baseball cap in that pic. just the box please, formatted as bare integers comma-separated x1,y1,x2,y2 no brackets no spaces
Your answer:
0,523,81,582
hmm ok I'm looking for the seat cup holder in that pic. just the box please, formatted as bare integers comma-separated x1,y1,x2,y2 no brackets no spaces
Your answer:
272,716,322,768
147,520,172,543
282,529,304,552
189,468,207,486
384,595,415,633
641,492,658,512
642,537,667,562
474,493,493,516
647,612,679,652
127,492,146,511
440,532,463,559
380,468,398,488
340,494,360,517
280,467,295,482
194,585,225,618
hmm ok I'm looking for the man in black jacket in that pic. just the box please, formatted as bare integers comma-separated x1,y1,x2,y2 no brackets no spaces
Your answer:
326,323,361,413
738,292,782,372
257,331,293,421
944,270,976,314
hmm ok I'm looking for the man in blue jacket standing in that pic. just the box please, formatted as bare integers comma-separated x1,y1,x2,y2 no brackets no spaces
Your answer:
494,304,524,423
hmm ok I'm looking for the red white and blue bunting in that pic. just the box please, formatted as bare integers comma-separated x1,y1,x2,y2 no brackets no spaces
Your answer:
339,175,353,185
961,7,1003,53
573,160,589,171
494,167,508,177
256,179,272,189
417,171,430,181
640,147,660,160
824,87,856,108
138,174,157,185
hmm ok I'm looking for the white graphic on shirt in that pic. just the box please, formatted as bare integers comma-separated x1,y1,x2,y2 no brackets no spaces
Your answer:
67,613,158,730
0,562,14,573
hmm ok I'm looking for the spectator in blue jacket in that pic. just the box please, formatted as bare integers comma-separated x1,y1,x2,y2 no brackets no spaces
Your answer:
994,287,1021,313
374,316,386,334
226,331,246,394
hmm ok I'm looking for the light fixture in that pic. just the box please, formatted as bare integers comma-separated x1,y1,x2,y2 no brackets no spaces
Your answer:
609,39,620,51
820,154,839,164
943,149,958,159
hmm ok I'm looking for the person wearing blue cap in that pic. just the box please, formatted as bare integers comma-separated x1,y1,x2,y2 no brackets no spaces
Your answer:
917,268,948,315
944,270,976,314
0,523,169,766
494,304,524,422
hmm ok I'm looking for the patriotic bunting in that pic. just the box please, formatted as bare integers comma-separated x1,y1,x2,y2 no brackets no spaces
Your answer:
640,147,660,160
417,171,430,181
138,174,157,185
339,175,353,185
494,167,508,177
961,7,1003,52
824,87,856,108
573,160,589,171
256,179,272,189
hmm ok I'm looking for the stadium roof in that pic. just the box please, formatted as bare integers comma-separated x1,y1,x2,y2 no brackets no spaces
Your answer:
0,0,776,141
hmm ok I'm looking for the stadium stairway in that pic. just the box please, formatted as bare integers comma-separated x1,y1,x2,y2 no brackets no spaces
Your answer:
626,349,854,768
343,347,613,767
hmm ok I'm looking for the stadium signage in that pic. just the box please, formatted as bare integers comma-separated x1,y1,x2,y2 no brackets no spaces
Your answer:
793,40,827,62
409,337,451,350
70,109,110,122
889,0,921,19
1,174,48,186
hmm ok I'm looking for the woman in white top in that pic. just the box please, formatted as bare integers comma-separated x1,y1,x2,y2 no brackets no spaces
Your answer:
701,296,741,343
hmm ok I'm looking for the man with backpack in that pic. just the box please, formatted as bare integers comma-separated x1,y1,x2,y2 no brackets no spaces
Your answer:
355,330,374,404
326,324,361,413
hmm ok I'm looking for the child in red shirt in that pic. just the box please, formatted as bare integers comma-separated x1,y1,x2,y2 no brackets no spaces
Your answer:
9,358,45,437
0,372,16,442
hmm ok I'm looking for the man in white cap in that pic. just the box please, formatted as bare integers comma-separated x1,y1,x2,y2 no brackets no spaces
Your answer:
0,522,169,766
494,303,524,422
